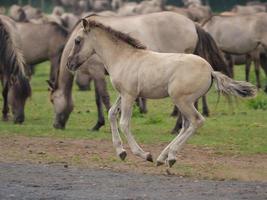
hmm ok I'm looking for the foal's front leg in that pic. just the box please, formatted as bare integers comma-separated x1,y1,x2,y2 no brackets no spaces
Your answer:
108,96,127,160
119,95,153,162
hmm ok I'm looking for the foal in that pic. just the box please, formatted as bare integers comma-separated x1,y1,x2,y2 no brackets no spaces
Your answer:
66,19,256,167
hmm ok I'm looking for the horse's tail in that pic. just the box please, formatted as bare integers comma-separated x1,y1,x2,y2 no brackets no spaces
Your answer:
194,24,231,77
0,18,27,77
211,71,257,98
0,18,31,98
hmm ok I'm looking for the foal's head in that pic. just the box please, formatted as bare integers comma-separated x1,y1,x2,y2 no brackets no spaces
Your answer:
67,19,95,72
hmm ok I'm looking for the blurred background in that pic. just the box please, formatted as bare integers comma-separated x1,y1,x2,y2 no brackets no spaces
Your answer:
0,0,267,13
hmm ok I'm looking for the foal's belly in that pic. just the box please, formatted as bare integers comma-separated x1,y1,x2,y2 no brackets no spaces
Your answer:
139,87,169,99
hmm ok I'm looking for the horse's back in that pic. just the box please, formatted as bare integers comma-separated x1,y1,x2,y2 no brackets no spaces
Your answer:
87,12,198,53
203,14,263,53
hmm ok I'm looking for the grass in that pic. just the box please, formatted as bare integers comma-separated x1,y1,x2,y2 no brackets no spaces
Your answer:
0,62,267,155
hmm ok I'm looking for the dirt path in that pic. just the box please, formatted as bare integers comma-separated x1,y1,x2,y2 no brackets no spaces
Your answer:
0,162,266,200
0,136,266,181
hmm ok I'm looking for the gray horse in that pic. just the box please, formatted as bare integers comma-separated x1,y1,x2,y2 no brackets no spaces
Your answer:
15,21,68,82
203,13,267,88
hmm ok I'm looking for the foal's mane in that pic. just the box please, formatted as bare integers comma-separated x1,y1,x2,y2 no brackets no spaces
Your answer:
87,20,147,50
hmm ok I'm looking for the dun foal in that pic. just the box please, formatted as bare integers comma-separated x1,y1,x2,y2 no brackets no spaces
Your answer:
67,19,256,167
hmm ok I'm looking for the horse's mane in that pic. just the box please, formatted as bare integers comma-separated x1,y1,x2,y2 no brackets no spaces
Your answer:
0,17,27,77
49,21,69,38
87,20,147,50
0,17,31,99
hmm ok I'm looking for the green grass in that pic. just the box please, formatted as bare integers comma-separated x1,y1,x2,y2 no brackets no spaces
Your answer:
0,62,267,155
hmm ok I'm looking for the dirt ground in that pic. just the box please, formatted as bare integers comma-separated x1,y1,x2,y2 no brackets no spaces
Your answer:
0,135,266,181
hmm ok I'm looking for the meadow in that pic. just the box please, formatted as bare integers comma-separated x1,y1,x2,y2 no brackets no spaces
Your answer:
0,62,266,180
1,62,267,152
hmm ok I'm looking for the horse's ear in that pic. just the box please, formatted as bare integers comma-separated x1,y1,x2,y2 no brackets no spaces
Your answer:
82,18,90,32
46,80,55,91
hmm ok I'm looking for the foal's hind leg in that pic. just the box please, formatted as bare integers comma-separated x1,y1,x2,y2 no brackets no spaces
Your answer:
157,116,188,166
120,95,153,162
167,101,205,167
108,96,127,160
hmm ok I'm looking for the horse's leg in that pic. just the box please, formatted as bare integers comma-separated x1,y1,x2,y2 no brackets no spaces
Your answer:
94,77,111,112
202,95,209,117
170,105,178,117
254,54,261,89
1,80,9,121
157,116,188,165
259,52,267,92
245,54,252,82
119,95,153,162
91,80,105,131
171,112,182,134
225,53,234,78
49,56,59,83
136,97,147,114
108,96,127,160
166,101,205,167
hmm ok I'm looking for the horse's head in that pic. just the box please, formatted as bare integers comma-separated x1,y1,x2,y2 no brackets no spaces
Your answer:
8,76,31,124
67,19,95,72
47,80,73,129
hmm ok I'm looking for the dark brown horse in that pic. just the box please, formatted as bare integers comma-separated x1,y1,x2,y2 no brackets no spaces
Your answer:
0,15,31,123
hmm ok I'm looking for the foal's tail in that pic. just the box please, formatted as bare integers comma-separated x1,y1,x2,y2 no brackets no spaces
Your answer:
194,25,231,77
0,18,27,77
211,71,257,98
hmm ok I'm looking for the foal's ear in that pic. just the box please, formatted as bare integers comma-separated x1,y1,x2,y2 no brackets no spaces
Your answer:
82,19,90,32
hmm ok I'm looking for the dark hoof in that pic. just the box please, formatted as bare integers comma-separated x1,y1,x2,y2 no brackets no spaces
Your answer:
168,159,176,168
118,151,127,161
140,110,148,114
91,127,100,131
91,121,105,131
171,129,179,135
156,160,165,167
2,115,9,121
53,123,65,130
146,153,153,162
202,112,209,117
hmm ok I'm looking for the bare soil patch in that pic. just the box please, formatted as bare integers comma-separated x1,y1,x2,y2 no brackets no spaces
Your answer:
0,135,266,181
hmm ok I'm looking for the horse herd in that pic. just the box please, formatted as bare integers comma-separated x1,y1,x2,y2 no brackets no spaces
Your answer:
0,0,265,166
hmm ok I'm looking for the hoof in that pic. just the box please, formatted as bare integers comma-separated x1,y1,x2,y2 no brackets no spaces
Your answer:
91,122,104,131
171,129,179,135
156,160,165,167
202,112,209,117
2,116,9,121
167,159,176,168
118,151,127,161
146,153,153,162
